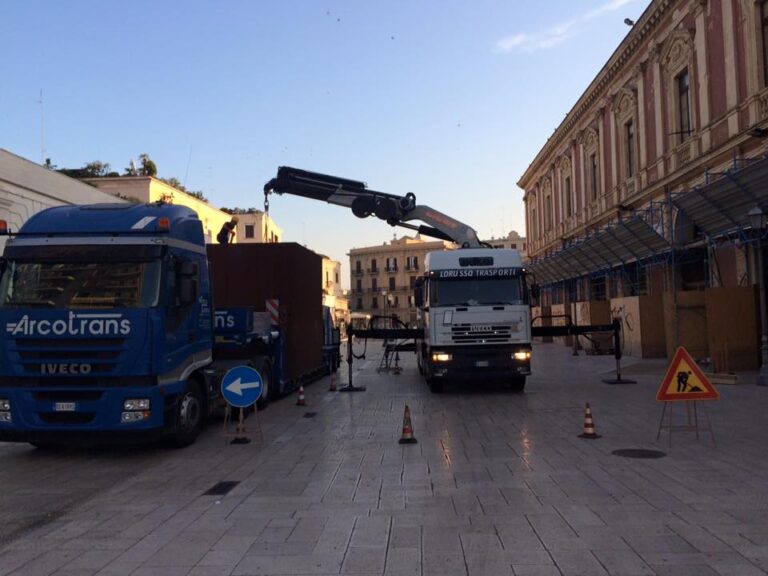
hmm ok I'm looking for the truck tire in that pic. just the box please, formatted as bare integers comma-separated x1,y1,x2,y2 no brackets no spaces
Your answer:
428,378,444,393
254,359,272,411
170,380,204,448
509,376,526,392
424,359,443,393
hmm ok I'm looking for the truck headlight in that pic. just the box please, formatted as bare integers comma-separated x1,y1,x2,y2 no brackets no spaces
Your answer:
0,398,10,411
121,411,148,423
432,352,452,362
0,412,11,423
513,351,531,361
124,399,150,411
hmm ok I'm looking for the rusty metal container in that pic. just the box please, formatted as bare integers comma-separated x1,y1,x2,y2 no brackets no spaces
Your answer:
207,243,323,383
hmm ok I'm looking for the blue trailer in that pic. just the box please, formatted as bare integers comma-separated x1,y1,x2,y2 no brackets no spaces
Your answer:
0,203,331,447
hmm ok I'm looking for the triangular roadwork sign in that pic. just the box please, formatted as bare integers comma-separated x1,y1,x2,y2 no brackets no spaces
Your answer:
656,347,719,402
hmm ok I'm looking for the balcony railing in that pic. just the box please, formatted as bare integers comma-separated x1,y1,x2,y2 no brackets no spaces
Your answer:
385,266,398,272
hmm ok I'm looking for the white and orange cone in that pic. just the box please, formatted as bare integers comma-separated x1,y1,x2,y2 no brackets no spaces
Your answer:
398,405,417,444
296,385,307,406
578,402,601,439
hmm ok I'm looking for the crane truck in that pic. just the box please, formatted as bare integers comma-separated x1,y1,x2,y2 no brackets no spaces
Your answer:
263,167,533,392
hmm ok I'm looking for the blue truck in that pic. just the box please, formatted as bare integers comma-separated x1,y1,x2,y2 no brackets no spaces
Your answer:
0,203,334,447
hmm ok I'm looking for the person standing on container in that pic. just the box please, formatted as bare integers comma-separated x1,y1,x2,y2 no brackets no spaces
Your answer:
217,216,239,244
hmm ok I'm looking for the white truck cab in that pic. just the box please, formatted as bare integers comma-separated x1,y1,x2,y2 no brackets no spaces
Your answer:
415,248,532,392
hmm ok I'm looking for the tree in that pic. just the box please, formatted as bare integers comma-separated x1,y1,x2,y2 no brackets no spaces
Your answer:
138,153,157,177
83,161,111,177
43,158,57,170
57,160,112,179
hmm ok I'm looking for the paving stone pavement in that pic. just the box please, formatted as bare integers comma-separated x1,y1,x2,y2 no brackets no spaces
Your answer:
1,341,768,575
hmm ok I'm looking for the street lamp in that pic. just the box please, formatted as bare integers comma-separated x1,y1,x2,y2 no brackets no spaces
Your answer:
748,205,768,386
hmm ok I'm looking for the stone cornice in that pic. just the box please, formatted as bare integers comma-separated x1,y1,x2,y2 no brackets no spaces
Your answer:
518,0,676,190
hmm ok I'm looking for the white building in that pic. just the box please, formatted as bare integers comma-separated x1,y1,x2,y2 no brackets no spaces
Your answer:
0,149,127,251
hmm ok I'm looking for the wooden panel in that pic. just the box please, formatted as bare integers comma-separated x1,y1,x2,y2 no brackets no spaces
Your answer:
638,294,667,358
705,286,759,371
610,296,642,358
663,291,708,360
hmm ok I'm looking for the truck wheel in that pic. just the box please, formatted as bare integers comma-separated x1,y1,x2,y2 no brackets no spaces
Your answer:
509,376,526,392
428,378,444,393
170,380,203,448
255,360,272,411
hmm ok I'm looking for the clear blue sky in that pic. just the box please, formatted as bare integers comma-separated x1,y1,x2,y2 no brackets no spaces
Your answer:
1,0,647,286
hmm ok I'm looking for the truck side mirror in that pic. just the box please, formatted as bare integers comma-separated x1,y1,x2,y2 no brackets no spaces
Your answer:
414,277,424,307
179,277,198,305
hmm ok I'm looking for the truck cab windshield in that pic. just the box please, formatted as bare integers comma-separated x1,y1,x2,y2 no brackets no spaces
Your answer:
430,277,527,307
0,246,162,309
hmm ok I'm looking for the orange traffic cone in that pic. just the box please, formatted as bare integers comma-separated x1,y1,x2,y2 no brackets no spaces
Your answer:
398,405,417,444
578,402,601,439
329,371,337,392
296,386,307,406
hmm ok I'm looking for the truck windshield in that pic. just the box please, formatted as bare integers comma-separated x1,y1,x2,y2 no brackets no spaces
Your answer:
0,258,162,309
431,277,526,307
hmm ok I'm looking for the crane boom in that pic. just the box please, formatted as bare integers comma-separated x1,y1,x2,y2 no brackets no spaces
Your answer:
263,166,483,248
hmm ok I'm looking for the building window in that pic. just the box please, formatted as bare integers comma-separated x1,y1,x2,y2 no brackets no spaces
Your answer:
372,297,378,309
356,279,362,292
406,256,419,270
372,278,377,291
409,276,416,288
408,295,415,307
677,70,691,142
355,260,361,273
389,277,395,290
335,272,339,283
564,176,572,217
590,153,599,200
356,298,363,310
371,259,377,273
544,195,552,231
245,224,254,239
625,120,635,177
393,296,399,307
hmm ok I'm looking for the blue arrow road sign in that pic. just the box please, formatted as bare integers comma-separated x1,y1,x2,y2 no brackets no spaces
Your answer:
221,366,263,408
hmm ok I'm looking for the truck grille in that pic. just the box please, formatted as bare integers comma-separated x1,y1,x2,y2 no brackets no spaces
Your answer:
12,338,125,377
451,324,512,344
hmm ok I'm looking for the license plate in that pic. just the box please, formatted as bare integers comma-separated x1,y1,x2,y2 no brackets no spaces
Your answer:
54,402,76,412
475,360,490,368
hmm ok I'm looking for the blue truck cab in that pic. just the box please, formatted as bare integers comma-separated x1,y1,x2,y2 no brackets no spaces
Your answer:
0,203,215,447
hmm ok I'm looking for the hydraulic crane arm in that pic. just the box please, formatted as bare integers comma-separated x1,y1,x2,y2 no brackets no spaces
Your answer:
263,166,484,248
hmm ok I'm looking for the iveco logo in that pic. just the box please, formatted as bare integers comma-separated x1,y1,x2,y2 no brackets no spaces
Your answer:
6,312,131,337
41,363,92,375
470,325,492,332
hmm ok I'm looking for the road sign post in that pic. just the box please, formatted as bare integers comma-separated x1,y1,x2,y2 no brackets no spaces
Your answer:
221,366,264,445
655,347,718,446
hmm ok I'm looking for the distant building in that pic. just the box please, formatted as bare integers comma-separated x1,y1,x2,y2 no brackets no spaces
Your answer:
349,235,454,327
0,149,127,251
482,230,527,261
321,256,349,329
84,177,281,244
225,210,282,244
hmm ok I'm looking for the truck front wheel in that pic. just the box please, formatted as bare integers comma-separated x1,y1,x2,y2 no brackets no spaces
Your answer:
508,376,526,392
170,380,204,448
